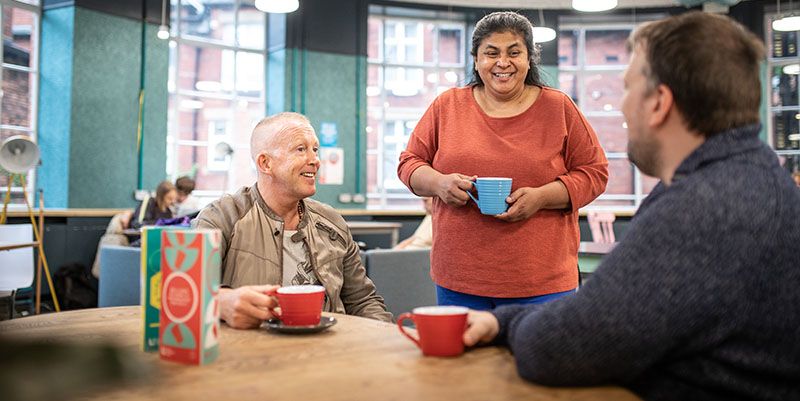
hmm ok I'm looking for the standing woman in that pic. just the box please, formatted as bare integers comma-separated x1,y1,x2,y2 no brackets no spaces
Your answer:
398,11,608,309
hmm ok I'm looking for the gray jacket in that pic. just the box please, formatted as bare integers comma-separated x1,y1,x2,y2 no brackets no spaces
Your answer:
195,184,392,322
492,124,800,401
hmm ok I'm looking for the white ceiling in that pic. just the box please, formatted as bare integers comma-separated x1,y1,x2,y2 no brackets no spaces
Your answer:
388,0,702,9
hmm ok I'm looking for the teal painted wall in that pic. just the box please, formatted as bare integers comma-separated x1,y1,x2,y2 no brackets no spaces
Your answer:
38,6,168,208
267,48,287,116
38,7,74,208
355,54,367,197
302,50,363,208
267,13,287,116
540,65,559,88
275,48,364,208
70,8,141,207
141,24,169,192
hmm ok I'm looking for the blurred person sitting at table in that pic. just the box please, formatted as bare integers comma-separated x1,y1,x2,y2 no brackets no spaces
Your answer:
792,171,800,187
91,210,133,278
397,11,608,309
174,175,203,217
194,112,392,329
130,180,177,229
463,12,800,401
394,197,433,250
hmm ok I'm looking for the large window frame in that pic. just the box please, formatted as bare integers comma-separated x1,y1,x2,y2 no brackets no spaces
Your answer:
366,6,468,209
0,0,39,206
559,19,659,212
166,0,266,203
765,13,800,176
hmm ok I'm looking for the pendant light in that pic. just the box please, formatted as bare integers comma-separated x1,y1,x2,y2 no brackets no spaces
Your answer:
572,0,617,12
783,64,800,75
531,9,556,43
255,0,300,14
157,0,169,40
773,0,800,32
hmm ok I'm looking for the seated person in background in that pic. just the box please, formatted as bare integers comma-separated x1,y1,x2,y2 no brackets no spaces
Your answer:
174,176,203,217
131,181,177,229
793,171,800,188
463,13,800,401
394,197,432,250
91,210,133,278
194,112,392,329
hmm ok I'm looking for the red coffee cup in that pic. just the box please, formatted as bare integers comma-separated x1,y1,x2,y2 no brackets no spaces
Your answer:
268,285,325,326
397,306,469,357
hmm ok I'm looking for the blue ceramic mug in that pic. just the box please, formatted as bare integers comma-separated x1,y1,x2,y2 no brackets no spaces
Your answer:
466,177,512,215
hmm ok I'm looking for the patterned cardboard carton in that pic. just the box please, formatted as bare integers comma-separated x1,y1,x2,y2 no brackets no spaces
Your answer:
140,226,175,352
158,229,221,365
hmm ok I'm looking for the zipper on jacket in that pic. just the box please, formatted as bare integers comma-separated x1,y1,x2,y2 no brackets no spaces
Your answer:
315,222,346,247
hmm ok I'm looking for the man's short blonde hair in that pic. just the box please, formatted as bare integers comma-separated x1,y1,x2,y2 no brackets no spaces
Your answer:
250,112,313,161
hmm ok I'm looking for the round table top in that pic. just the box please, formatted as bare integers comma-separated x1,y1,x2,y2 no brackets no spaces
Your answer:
0,306,640,401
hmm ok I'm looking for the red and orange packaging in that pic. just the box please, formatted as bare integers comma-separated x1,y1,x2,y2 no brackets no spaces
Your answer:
158,229,221,365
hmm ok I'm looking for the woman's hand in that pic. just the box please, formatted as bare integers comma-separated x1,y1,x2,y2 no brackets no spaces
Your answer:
435,173,477,207
463,310,500,347
495,187,545,222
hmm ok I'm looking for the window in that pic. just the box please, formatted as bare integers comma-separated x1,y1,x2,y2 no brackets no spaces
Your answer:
166,0,265,202
367,6,467,209
766,14,800,177
0,0,39,206
559,21,659,211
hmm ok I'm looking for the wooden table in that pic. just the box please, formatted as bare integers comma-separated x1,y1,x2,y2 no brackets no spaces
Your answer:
0,241,38,252
0,307,639,401
346,221,402,247
3,208,130,218
123,222,404,247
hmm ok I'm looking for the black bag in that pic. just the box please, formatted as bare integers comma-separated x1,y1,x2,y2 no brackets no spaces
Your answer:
53,263,98,310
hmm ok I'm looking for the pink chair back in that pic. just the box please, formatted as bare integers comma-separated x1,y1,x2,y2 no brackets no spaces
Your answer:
587,212,616,244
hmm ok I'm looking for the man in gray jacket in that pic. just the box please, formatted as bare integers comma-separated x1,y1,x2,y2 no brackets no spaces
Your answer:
195,112,392,329
463,12,800,401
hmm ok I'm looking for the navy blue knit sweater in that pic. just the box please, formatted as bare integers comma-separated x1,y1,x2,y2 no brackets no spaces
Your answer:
491,125,800,401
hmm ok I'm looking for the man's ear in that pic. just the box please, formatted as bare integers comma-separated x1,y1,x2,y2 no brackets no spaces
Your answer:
648,83,674,127
256,153,271,174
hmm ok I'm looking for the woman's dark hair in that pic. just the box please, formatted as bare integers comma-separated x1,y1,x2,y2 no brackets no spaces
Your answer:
155,180,177,212
468,11,543,87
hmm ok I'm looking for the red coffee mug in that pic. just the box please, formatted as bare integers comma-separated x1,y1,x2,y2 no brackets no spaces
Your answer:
397,306,469,357
267,285,325,326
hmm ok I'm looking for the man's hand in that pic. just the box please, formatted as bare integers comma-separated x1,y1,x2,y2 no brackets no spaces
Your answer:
495,187,544,222
436,173,477,207
219,285,280,329
463,310,500,347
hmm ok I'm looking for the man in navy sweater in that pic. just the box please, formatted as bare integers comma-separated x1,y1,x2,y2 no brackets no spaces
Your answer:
463,12,800,401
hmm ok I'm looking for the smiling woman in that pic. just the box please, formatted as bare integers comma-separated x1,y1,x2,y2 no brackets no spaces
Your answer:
397,11,609,309
473,31,535,115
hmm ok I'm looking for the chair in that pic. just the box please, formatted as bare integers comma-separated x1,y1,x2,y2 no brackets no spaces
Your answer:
365,248,436,318
98,245,141,307
0,224,35,318
587,211,616,244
